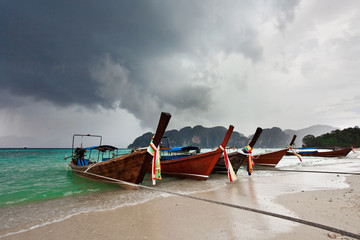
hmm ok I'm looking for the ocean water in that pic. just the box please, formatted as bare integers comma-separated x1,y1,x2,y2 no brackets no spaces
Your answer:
0,148,359,237
0,148,132,208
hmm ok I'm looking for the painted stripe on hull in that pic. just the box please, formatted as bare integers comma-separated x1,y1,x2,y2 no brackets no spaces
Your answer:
162,172,209,180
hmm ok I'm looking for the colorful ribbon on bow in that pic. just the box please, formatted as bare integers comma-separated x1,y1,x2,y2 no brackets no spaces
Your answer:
288,145,302,162
243,145,254,176
147,141,161,185
220,145,237,182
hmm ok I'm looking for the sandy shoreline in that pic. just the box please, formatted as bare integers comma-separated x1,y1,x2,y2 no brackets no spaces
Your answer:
1,171,359,240
271,175,360,240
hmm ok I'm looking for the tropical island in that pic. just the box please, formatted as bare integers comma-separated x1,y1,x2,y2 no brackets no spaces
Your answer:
302,126,360,148
128,125,359,149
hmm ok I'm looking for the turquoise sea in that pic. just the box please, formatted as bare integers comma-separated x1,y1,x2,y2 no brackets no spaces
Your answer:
0,148,359,237
0,148,134,208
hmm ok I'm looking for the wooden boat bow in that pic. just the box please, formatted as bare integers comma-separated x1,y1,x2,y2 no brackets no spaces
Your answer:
136,112,171,184
289,135,297,147
219,125,234,149
248,127,263,149
213,127,262,173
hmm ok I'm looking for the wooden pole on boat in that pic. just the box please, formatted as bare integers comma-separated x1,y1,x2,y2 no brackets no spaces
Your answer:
289,135,297,146
248,127,263,148
287,135,302,162
135,112,171,184
219,125,234,148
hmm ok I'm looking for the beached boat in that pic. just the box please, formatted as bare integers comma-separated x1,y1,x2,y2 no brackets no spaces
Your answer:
285,145,354,157
158,125,234,180
248,135,297,167
212,127,263,173
251,148,289,167
68,112,171,188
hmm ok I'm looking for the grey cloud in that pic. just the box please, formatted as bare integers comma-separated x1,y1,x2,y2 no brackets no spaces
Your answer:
273,0,300,30
0,0,301,128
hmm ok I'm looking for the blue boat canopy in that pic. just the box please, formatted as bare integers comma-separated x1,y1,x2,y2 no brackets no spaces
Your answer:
162,146,200,152
82,145,118,152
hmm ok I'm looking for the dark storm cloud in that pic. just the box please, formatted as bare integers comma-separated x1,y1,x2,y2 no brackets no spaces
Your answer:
1,0,174,107
0,0,300,127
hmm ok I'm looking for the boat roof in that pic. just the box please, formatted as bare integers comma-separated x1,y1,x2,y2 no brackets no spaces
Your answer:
83,145,118,152
162,146,200,152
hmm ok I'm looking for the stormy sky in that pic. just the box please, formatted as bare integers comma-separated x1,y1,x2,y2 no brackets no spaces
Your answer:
1,0,360,147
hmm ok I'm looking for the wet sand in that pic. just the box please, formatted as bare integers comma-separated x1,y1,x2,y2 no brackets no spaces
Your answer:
1,169,359,240
271,175,360,240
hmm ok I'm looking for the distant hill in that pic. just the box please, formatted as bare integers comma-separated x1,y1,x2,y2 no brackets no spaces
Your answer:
128,125,249,149
128,124,339,149
256,127,292,148
302,126,360,148
284,125,338,147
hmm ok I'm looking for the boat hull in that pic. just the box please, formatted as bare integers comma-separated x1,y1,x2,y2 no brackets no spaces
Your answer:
158,125,234,180
69,149,151,188
286,147,352,157
241,148,288,167
212,152,247,173
159,149,223,180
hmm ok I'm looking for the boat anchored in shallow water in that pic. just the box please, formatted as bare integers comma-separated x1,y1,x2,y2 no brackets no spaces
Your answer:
285,145,355,157
212,127,263,173
248,135,298,167
67,112,171,189
155,125,234,180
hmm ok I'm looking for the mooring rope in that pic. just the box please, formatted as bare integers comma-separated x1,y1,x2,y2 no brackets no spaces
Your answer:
255,169,360,175
84,161,101,173
71,169,360,239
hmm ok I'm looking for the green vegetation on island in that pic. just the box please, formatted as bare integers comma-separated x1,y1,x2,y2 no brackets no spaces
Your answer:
302,126,360,148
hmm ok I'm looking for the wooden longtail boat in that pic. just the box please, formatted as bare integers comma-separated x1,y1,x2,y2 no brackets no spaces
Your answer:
285,145,354,157
212,127,263,173
158,125,234,180
251,148,289,167
248,135,297,167
68,112,171,188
